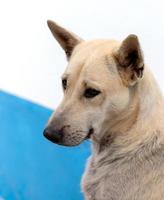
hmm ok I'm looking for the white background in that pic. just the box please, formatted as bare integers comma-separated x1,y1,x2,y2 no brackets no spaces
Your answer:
0,0,164,109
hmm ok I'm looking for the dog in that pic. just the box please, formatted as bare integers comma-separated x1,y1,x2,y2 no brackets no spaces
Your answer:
44,20,164,200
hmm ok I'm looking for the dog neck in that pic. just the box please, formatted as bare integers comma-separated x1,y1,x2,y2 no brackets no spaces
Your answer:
91,67,164,159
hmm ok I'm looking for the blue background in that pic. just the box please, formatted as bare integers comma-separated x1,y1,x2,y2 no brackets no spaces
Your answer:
0,91,90,200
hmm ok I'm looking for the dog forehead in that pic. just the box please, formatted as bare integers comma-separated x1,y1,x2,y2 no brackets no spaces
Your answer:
74,39,119,59
65,39,119,79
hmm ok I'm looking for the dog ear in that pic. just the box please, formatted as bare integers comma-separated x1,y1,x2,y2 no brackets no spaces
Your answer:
47,20,82,59
114,34,144,86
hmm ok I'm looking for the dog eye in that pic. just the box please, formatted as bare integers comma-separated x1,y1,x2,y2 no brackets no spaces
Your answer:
62,79,67,90
84,88,101,98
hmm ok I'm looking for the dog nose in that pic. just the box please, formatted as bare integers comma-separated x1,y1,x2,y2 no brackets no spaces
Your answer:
43,126,63,143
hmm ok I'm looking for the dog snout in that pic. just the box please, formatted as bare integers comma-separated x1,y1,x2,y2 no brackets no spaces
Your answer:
43,125,63,144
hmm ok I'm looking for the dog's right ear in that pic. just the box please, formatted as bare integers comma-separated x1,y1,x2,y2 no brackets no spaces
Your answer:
47,20,82,59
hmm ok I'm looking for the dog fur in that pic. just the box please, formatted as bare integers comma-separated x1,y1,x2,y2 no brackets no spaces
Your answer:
44,20,164,200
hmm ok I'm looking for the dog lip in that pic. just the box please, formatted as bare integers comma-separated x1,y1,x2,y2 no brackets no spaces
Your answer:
86,128,94,139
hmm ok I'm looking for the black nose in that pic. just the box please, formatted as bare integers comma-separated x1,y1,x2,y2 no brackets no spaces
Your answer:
43,126,63,144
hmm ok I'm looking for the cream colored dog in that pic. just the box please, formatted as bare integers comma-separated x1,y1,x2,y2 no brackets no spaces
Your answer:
44,20,164,200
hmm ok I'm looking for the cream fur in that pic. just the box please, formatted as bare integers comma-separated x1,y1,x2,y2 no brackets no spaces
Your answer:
46,21,164,200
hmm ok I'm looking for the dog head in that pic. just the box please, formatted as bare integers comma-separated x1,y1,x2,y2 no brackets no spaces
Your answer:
44,20,144,146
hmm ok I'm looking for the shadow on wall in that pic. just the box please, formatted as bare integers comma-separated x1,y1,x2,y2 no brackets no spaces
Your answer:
0,91,91,200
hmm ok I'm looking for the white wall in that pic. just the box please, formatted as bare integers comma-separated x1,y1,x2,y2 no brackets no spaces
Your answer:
0,0,164,109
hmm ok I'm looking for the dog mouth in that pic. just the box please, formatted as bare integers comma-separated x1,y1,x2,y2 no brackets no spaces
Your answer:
44,126,94,146
85,128,94,139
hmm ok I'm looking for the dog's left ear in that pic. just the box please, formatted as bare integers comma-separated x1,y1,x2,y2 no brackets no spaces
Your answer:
114,34,144,86
47,20,82,59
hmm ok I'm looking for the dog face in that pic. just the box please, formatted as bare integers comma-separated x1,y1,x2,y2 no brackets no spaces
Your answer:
44,20,144,146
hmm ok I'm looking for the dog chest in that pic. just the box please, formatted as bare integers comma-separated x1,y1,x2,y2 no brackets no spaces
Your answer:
81,154,164,200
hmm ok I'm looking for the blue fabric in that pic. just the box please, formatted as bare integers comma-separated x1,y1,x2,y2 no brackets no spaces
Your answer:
0,91,90,200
